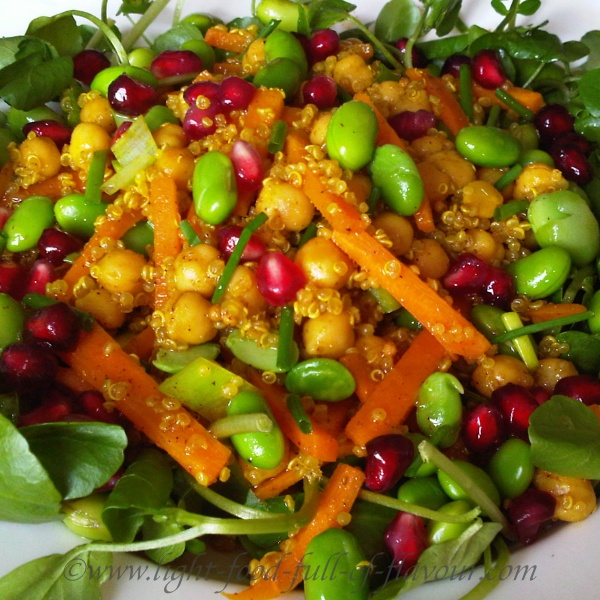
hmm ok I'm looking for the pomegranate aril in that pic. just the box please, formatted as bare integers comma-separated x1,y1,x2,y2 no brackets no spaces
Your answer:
481,268,515,309
307,29,340,64
108,74,158,116
219,76,256,112
463,403,506,454
24,301,80,352
150,50,203,79
443,252,490,291
218,225,266,262
550,143,592,186
182,102,219,140
533,103,575,145
19,394,72,426
472,49,506,89
37,228,82,266
301,75,338,110
184,80,221,106
507,487,555,545
256,251,307,306
388,110,436,141
441,54,471,78
0,262,27,299
492,383,538,440
394,38,428,68
553,374,600,405
384,512,429,575
551,131,591,156
73,49,110,86
364,434,415,492
230,139,264,193
530,386,551,405
0,342,58,393
24,259,56,296
79,390,119,424
22,120,71,149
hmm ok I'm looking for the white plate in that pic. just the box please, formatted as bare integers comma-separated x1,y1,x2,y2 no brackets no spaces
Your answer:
1,0,599,599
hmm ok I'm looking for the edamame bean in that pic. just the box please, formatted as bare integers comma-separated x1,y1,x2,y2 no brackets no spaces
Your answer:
227,391,285,470
182,39,216,70
427,500,476,544
404,433,438,477
470,304,518,357
528,190,600,266
54,194,109,239
416,372,463,448
255,0,303,32
193,151,238,225
397,476,448,510
437,459,501,506
369,144,424,216
91,65,158,97
253,58,303,99
455,125,522,168
226,329,299,373
122,220,154,256
144,105,179,132
284,357,356,401
4,195,55,252
264,29,308,75
0,292,25,351
588,290,600,333
0,129,18,167
519,148,554,167
128,47,155,69
326,101,378,171
511,123,539,153
304,528,369,600
506,246,572,300
180,13,222,34
62,493,113,541
487,438,534,499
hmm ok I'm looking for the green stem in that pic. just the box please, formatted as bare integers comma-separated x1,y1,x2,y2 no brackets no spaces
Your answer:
84,150,108,204
286,393,313,434
493,164,523,192
209,412,274,438
277,305,296,371
459,63,474,121
346,15,402,70
121,0,172,51
495,0,522,31
495,88,534,120
501,311,539,370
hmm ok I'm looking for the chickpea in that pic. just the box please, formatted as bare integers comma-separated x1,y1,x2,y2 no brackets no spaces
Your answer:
221,265,267,316
533,469,597,523
428,150,477,190
255,180,314,232
93,248,146,295
411,134,453,160
417,161,453,204
79,96,116,133
302,311,355,359
332,54,374,94
153,123,187,148
461,180,504,219
69,122,112,170
166,291,217,345
154,147,195,190
513,163,568,200
17,136,61,181
174,243,222,296
465,228,504,263
534,358,579,391
346,171,372,205
471,355,534,398
75,289,125,330
410,238,450,280
371,211,414,256
309,112,332,146
294,237,353,289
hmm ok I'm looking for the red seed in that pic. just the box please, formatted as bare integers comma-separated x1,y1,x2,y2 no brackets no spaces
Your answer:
550,143,592,186
388,110,436,141
384,512,429,574
553,374,600,405
256,251,307,306
219,76,256,112
0,342,58,393
472,49,506,89
463,403,506,454
394,38,428,68
230,139,264,193
301,75,338,109
441,54,471,78
492,383,538,440
25,302,80,352
73,49,111,86
108,74,158,116
0,262,27,299
481,268,515,309
443,253,490,291
307,29,339,64
24,259,56,296
22,120,72,149
37,228,83,266
182,103,219,141
19,393,72,426
184,80,221,106
533,103,575,145
79,390,119,424
217,225,266,262
150,50,203,79
364,434,415,492
507,487,556,545
111,121,132,145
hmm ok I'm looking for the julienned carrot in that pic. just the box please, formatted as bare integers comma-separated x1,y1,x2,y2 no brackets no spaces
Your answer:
149,176,182,310
59,209,143,301
339,353,378,404
225,463,365,600
284,130,309,163
204,26,253,53
55,366,92,394
345,330,446,447
413,192,435,233
61,323,231,485
253,466,305,500
406,68,470,137
472,82,545,115
527,302,588,324
244,88,285,131
122,326,156,362
332,228,491,359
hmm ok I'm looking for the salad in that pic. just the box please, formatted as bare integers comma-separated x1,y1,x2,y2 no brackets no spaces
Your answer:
0,0,599,599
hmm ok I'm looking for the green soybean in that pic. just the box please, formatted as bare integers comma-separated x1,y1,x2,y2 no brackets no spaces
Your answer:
256,0,303,32
285,358,356,401
127,47,155,69
304,528,369,600
264,29,308,75
487,438,534,499
519,148,554,167
370,144,424,216
54,194,109,239
427,500,477,544
588,290,600,334
62,493,113,542
437,459,501,506
470,304,520,358
182,39,216,70
253,57,303,99
193,150,238,225
4,195,55,252
226,329,299,373
180,13,221,34
122,220,154,256
506,246,572,300
227,391,285,470
90,65,158,97
144,105,179,132
404,433,438,477
326,101,378,171
416,372,463,448
397,476,448,510
511,123,539,153
0,293,25,351
455,125,522,168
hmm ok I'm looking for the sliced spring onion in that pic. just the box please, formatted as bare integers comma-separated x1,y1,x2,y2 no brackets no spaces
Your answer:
493,198,528,221
286,393,313,435
179,219,202,246
459,63,474,121
277,305,297,371
267,120,288,154
495,88,534,121
298,222,317,247
493,163,523,192
209,413,274,439
84,149,108,203
500,311,539,370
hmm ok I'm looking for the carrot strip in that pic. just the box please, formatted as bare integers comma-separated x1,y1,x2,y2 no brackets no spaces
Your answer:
149,176,182,310
413,192,435,233
332,228,491,359
339,353,378,404
345,330,446,447
472,82,545,115
253,467,305,500
284,130,310,163
353,92,409,151
122,326,156,362
60,323,231,485
406,68,470,136
225,463,365,599
244,88,285,131
527,302,588,324
204,26,253,53
55,366,92,394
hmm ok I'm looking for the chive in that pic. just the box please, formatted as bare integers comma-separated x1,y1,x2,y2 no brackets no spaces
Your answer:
459,63,474,121
367,185,381,214
179,219,202,246
84,149,108,204
493,198,528,221
257,18,281,39
268,120,288,154
209,413,273,438
493,163,523,192
495,88,534,121
500,312,539,370
298,222,317,247
21,293,57,310
212,212,268,303
277,305,296,371
286,394,313,434
490,310,595,344
486,103,501,127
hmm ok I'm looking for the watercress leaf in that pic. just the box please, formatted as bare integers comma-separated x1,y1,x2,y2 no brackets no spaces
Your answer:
14,37,56,61
470,29,563,62
142,513,187,564
562,40,590,63
118,0,153,15
0,548,111,600
423,0,461,35
578,68,600,117
582,31,600,70
19,421,127,501
435,0,463,37
308,0,357,31
102,448,174,543
152,23,204,54
0,413,62,523
529,395,600,479
26,15,83,56
517,0,541,16
0,37,27,70
555,331,600,374
374,0,421,43
491,0,509,16
575,110,600,142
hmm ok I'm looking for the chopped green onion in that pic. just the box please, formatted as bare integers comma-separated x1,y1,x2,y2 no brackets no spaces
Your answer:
257,19,281,39
179,219,202,246
493,163,523,192
459,63,474,121
495,88,534,121
367,185,381,214
286,393,313,434
486,104,501,127
500,312,539,370
298,222,318,247
491,310,595,344
268,120,288,155
84,150,108,204
212,212,268,303
493,198,528,221
277,305,297,371
209,413,273,438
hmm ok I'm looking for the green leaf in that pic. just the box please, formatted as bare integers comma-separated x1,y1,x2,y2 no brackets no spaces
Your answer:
374,0,421,43
20,421,127,500
578,68,600,117
118,0,152,15
102,448,174,543
152,23,204,53
26,15,83,56
517,0,541,16
0,37,28,69
0,413,62,523
529,395,600,479
582,31,600,70
491,0,509,16
423,0,462,35
470,29,563,62
308,0,357,31
556,331,600,374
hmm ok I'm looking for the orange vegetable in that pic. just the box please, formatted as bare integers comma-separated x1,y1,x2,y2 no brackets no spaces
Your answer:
0,162,13,200
253,466,305,500
345,330,446,447
339,353,378,404
225,462,365,599
244,88,285,131
353,91,409,150
413,192,435,233
122,326,156,362
527,302,588,324
55,366,92,394
60,323,231,485
204,26,253,53
332,228,491,359
472,82,545,115
284,130,310,163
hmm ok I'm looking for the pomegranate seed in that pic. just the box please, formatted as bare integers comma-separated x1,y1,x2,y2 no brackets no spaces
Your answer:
22,120,71,149
384,512,429,575
388,110,436,141
307,29,340,64
184,80,221,106
301,75,338,109
230,140,264,193
550,131,591,156
441,54,471,78
533,103,575,145
108,74,158,116
19,393,72,426
111,121,132,145
150,50,203,79
0,262,27,299
24,259,56,296
73,49,110,86
507,487,555,545
182,102,219,140
0,342,58,393
550,143,592,185
394,38,428,68
553,374,600,405
443,253,490,291
256,251,307,306
364,434,414,492
463,403,506,454
472,49,506,89
481,268,515,309
37,228,82,266
95,469,123,492
218,225,266,262
79,390,119,424
530,386,551,405
492,383,538,440
24,302,80,352
219,76,256,112
0,208,10,230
